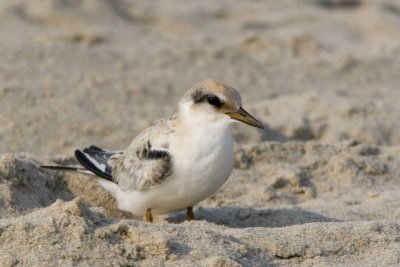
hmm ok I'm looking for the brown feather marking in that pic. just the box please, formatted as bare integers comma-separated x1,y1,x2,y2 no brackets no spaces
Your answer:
108,116,176,191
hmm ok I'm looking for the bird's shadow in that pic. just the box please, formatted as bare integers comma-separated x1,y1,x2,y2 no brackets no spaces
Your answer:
167,206,339,228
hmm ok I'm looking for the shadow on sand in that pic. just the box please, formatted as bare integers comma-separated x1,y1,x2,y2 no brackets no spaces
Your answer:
167,206,339,228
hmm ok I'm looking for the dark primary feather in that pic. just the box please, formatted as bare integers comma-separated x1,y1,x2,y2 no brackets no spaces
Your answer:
40,165,81,172
74,149,114,182
83,145,113,155
41,146,119,182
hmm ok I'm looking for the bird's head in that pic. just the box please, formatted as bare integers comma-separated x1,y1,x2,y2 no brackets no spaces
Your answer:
179,79,264,129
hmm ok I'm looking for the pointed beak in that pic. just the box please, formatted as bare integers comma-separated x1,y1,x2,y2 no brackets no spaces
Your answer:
226,107,264,129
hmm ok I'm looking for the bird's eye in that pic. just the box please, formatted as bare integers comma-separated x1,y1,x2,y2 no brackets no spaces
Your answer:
207,96,221,107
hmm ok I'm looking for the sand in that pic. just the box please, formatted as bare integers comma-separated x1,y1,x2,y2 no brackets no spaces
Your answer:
1,0,400,266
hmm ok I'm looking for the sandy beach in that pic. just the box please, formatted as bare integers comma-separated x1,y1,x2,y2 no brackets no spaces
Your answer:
1,0,400,266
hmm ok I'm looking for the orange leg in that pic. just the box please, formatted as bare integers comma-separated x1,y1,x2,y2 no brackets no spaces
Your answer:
187,206,194,221
144,208,153,223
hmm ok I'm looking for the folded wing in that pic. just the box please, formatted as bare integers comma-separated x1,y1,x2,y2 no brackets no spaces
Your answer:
108,117,176,191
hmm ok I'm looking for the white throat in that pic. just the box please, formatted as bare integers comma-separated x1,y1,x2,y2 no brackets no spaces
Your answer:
178,101,232,131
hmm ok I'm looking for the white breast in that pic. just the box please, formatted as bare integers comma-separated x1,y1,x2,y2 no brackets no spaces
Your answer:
172,124,234,195
142,122,234,215
114,115,235,216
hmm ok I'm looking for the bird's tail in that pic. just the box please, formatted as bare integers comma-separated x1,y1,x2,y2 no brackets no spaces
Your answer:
40,145,116,183
40,165,95,175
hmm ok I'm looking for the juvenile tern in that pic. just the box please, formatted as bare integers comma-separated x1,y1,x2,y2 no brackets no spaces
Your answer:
42,79,264,222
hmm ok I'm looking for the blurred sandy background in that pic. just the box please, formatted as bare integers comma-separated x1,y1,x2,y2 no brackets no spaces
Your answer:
0,0,400,266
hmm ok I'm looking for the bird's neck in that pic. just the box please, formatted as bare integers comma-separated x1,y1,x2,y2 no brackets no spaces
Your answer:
178,102,232,131
173,109,234,171
178,110,232,135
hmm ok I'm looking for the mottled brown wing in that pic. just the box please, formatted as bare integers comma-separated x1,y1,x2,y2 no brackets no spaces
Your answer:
108,116,176,191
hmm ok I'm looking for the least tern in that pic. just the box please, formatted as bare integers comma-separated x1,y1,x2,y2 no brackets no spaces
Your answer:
42,79,263,222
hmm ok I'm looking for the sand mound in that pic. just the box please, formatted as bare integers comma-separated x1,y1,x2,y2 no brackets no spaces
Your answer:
1,142,400,265
2,198,399,266
0,153,73,218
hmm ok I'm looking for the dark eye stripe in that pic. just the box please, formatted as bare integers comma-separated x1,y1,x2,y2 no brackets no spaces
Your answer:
191,90,223,108
192,90,207,103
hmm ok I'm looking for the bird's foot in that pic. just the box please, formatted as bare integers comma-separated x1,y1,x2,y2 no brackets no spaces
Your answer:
187,206,194,221
144,208,153,223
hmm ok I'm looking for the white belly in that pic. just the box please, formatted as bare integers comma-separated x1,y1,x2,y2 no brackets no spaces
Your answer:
115,125,235,216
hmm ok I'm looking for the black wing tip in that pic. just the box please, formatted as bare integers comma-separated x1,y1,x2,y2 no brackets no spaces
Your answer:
89,145,104,151
82,145,106,154
75,149,83,157
75,149,114,182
